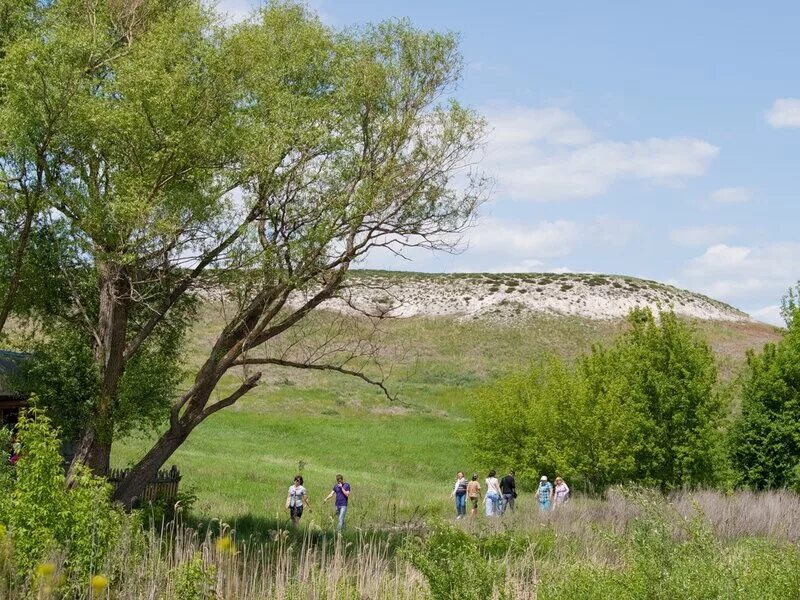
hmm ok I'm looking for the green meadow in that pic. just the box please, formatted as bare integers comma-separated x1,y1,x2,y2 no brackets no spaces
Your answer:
112,302,780,526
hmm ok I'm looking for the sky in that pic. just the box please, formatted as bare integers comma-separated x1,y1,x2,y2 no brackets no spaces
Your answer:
217,0,800,325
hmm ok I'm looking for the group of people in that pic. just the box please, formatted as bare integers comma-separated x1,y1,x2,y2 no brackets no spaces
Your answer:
285,473,351,530
452,470,570,517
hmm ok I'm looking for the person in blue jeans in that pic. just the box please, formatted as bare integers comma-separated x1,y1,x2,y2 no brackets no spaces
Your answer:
323,473,351,530
537,475,553,512
451,471,468,519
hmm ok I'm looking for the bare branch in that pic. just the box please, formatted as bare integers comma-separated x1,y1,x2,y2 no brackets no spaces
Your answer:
198,371,263,420
231,357,397,402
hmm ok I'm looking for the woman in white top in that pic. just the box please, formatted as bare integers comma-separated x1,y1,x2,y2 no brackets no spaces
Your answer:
554,476,570,506
286,475,310,527
485,470,502,516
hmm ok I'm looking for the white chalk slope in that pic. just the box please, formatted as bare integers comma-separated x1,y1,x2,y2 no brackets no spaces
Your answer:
324,271,751,322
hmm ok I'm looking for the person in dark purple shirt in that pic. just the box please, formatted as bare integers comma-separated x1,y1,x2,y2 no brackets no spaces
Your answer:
323,473,351,530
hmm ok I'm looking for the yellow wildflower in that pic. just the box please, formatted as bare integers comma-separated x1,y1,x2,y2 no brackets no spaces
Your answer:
216,535,235,554
90,574,109,593
35,562,56,579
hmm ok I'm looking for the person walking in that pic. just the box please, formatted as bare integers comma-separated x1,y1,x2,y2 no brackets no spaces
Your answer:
323,473,351,531
554,476,570,506
537,475,553,512
499,470,516,514
466,473,482,517
286,475,310,527
485,470,502,516
451,471,468,519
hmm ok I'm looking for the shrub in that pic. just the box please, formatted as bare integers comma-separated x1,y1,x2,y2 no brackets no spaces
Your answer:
730,302,800,489
470,309,726,491
1,409,126,587
401,522,506,600
168,553,217,600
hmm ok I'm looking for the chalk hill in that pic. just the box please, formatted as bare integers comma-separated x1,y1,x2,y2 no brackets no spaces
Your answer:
321,270,753,323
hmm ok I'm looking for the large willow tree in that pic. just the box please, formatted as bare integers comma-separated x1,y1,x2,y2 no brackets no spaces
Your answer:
0,0,486,505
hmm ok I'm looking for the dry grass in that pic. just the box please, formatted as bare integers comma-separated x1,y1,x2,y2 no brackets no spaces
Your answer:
10,489,800,599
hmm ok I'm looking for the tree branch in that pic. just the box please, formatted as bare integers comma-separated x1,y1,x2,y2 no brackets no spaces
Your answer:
231,357,396,402
198,371,263,421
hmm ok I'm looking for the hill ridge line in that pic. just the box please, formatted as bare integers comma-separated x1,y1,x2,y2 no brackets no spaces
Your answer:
312,270,752,323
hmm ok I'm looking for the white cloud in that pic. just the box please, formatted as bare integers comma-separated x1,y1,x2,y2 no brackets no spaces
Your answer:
468,218,580,258
669,225,736,247
708,187,752,203
765,98,800,128
483,106,719,202
682,242,800,304
487,107,594,148
750,305,784,327
214,0,253,22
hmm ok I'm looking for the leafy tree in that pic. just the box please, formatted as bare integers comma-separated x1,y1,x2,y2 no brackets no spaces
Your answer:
0,1,486,505
781,281,800,327
730,293,800,489
471,310,725,491
601,309,725,489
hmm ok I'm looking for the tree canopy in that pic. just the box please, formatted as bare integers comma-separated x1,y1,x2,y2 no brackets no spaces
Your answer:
730,295,800,490
470,309,726,491
0,0,486,504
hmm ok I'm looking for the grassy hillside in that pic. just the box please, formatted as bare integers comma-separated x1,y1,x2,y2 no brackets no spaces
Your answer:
112,276,781,525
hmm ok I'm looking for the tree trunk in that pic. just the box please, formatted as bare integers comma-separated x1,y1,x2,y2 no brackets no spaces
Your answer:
112,425,189,508
68,260,130,480
0,202,35,334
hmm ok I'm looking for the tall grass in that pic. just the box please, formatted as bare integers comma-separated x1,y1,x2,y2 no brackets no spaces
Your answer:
6,489,800,599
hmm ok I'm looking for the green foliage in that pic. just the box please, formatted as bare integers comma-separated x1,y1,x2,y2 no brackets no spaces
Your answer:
593,309,725,489
1,0,486,488
168,553,217,600
400,521,506,600
730,312,800,489
19,302,192,442
19,329,101,443
470,309,726,491
0,427,13,519
781,281,800,327
1,409,124,584
538,494,800,600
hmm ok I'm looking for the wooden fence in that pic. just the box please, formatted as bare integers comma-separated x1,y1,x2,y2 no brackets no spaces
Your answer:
107,465,181,505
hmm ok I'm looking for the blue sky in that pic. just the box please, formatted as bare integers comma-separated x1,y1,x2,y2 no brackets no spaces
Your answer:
218,0,800,324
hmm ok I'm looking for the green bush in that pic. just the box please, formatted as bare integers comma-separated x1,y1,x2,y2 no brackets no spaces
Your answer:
730,305,800,490
401,522,506,600
470,309,726,491
1,408,125,587
168,553,217,600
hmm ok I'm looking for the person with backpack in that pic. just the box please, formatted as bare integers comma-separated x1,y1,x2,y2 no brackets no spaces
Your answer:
451,471,468,519
286,475,310,527
323,473,351,530
499,470,517,513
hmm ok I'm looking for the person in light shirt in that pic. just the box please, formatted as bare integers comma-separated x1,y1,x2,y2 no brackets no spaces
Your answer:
537,475,553,511
286,475,310,527
554,476,570,506
484,470,502,516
